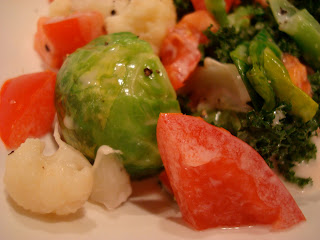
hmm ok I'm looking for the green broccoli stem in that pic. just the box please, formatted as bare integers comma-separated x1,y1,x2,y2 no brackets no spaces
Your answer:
263,47,318,122
230,43,264,110
205,0,229,27
269,0,320,69
246,65,276,111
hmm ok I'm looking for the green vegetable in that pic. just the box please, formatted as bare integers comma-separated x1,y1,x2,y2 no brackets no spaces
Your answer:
228,6,264,31
201,4,301,63
205,0,229,26
246,65,276,111
237,104,319,188
230,28,318,121
263,47,318,122
288,0,320,22
55,32,181,178
230,43,264,110
173,0,194,20
269,0,320,69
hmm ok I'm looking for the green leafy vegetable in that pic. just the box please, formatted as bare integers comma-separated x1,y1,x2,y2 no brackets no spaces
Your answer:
269,0,320,69
205,0,229,26
237,104,319,187
288,0,320,22
55,32,181,178
201,4,301,63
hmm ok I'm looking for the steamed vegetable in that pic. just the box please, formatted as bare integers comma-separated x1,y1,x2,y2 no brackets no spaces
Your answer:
269,0,320,69
0,71,56,149
160,10,218,90
4,127,93,215
34,11,106,69
55,32,181,178
90,146,132,210
157,113,305,230
49,0,177,55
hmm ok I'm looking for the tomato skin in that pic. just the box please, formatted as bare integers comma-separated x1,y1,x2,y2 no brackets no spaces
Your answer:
0,71,57,149
159,170,174,195
191,0,207,10
160,10,218,90
34,11,106,69
157,113,305,230
282,53,311,96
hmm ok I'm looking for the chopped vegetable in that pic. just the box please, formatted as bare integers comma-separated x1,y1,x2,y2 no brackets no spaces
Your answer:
205,0,229,26
34,11,106,69
269,0,320,69
0,71,56,149
179,57,251,112
55,32,180,178
263,47,318,122
157,113,306,230
160,10,218,90
282,53,311,96
3,126,93,215
90,146,132,210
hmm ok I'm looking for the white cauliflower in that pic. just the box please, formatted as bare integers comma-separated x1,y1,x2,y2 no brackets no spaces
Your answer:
49,0,130,18
49,0,177,54
181,57,252,112
105,0,176,54
3,127,94,215
90,146,132,210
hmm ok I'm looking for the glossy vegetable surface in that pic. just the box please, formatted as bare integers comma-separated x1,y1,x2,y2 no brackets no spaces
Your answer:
0,71,56,149
55,32,180,178
34,11,105,69
157,113,306,230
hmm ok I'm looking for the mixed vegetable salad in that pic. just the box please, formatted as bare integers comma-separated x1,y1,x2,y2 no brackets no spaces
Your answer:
1,0,320,232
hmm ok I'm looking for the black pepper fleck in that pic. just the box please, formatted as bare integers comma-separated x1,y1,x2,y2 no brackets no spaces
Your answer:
144,68,153,77
105,41,109,46
156,70,160,74
280,7,287,15
111,9,116,15
8,150,14,155
45,44,50,52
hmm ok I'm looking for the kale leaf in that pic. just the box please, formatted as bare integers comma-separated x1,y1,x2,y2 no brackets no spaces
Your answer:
200,5,301,63
237,103,319,187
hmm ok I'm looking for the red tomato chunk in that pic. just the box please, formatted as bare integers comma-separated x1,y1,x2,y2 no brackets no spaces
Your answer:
0,71,57,149
34,11,106,69
157,113,305,230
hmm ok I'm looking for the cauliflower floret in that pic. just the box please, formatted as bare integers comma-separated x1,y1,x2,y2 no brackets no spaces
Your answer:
3,127,93,215
49,0,177,54
50,0,130,17
90,146,132,209
106,0,176,54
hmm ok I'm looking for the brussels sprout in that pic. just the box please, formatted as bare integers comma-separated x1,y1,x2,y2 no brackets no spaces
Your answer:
55,32,181,178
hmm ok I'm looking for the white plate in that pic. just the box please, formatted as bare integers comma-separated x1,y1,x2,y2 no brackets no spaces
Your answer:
1,1,320,239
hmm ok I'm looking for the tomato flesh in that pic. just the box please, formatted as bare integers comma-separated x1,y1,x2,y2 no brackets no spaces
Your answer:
34,11,106,69
0,71,57,149
160,10,218,90
157,113,305,230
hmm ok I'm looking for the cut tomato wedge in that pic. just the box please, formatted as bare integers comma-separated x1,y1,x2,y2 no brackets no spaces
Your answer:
157,113,306,230
282,53,312,96
34,11,106,69
160,10,219,90
0,71,57,149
